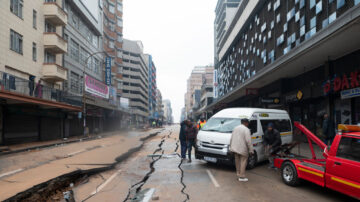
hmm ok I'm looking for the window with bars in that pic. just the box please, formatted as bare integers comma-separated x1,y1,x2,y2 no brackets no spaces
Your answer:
32,43,37,61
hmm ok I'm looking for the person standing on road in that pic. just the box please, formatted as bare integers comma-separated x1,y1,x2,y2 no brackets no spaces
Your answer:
264,123,282,169
229,118,254,182
185,120,198,163
322,113,335,146
179,120,188,160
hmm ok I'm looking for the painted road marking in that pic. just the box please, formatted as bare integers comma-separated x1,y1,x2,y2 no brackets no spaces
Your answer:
142,188,155,202
206,169,220,188
91,170,121,195
67,149,86,157
0,168,24,179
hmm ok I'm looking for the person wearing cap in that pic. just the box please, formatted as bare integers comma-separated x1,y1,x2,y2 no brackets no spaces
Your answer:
264,122,281,168
229,119,254,182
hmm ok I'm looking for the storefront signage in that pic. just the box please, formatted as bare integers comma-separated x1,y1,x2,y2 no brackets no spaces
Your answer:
341,87,360,99
105,57,111,86
85,75,109,99
285,90,303,102
260,97,280,104
323,71,359,94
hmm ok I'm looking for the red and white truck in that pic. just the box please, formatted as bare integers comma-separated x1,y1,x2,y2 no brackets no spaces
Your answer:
274,122,360,200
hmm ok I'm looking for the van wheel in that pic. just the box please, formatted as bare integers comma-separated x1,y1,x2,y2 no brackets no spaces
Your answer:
246,151,257,170
281,161,300,186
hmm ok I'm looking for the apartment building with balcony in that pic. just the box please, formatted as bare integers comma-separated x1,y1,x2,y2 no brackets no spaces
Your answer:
0,0,83,144
122,39,149,126
209,0,360,134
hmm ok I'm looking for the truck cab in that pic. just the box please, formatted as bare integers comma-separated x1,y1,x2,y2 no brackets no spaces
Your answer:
275,123,360,200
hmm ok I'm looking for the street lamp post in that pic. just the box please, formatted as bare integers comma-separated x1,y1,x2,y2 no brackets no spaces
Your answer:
82,50,114,136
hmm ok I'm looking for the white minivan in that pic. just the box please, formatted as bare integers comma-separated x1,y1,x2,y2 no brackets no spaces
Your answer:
195,108,292,169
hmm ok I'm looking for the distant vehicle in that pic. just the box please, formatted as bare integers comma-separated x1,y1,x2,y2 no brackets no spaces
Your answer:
275,122,360,200
195,108,292,169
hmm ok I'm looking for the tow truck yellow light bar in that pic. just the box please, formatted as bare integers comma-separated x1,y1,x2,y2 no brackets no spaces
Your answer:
338,124,360,132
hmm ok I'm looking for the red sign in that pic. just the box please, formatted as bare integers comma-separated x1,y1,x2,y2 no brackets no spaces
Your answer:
323,71,360,94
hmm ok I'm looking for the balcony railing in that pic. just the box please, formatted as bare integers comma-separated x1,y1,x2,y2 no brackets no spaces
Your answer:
43,32,67,53
0,71,81,107
44,2,67,26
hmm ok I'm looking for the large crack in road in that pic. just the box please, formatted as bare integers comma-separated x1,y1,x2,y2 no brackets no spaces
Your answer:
174,139,190,202
123,131,171,202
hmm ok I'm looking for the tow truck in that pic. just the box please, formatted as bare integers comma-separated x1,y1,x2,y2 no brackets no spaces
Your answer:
274,122,360,200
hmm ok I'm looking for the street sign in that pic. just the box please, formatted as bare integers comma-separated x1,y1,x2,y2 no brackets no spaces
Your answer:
105,57,111,86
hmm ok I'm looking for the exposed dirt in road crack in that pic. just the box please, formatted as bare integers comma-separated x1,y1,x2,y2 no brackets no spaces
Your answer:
174,138,190,202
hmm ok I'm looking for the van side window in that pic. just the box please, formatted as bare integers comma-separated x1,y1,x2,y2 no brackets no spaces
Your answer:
249,120,257,134
260,120,292,133
336,137,360,162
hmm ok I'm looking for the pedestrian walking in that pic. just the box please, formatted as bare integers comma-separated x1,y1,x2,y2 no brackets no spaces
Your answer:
229,118,254,182
185,120,198,163
179,120,187,160
263,122,282,169
322,113,335,145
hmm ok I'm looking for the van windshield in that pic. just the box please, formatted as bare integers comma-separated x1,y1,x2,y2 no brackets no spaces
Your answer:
201,118,241,133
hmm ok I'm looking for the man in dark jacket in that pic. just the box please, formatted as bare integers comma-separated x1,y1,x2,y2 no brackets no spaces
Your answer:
179,120,187,160
185,120,198,163
263,122,281,168
323,113,335,145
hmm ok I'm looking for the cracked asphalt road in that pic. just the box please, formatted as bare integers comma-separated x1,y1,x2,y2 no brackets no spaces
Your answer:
73,125,355,202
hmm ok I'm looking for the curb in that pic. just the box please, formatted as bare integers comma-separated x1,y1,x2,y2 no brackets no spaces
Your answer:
3,131,162,201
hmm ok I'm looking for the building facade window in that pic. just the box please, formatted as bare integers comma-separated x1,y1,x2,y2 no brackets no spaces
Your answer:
337,0,345,9
10,0,23,18
117,17,123,27
32,42,37,61
117,1,123,12
33,10,37,29
10,29,23,54
94,58,100,74
109,3,115,13
45,22,56,32
70,72,80,93
44,51,56,63
70,39,80,62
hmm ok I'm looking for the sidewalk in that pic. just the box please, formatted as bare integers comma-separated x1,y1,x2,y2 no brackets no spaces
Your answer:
0,129,146,156
0,128,164,201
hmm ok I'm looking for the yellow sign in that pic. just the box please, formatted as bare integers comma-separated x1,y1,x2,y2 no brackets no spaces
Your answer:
259,113,269,117
274,98,280,104
297,90,303,100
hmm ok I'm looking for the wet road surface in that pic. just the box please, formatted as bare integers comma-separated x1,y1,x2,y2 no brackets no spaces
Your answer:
73,125,355,202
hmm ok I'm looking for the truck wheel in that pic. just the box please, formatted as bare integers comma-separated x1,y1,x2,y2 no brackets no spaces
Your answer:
281,161,300,186
246,151,257,170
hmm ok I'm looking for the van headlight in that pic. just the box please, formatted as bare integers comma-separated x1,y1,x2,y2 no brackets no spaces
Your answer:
197,140,201,147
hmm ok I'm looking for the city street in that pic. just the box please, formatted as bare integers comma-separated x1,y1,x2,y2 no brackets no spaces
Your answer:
71,125,355,202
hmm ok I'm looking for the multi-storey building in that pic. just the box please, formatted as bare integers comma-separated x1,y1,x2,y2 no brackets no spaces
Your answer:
198,67,214,117
209,0,360,134
103,0,123,101
63,0,105,135
122,39,149,126
156,88,164,123
185,65,214,119
144,54,157,123
214,0,242,67
0,0,84,144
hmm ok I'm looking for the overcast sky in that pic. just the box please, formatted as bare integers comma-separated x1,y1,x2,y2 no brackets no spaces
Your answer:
123,0,217,122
